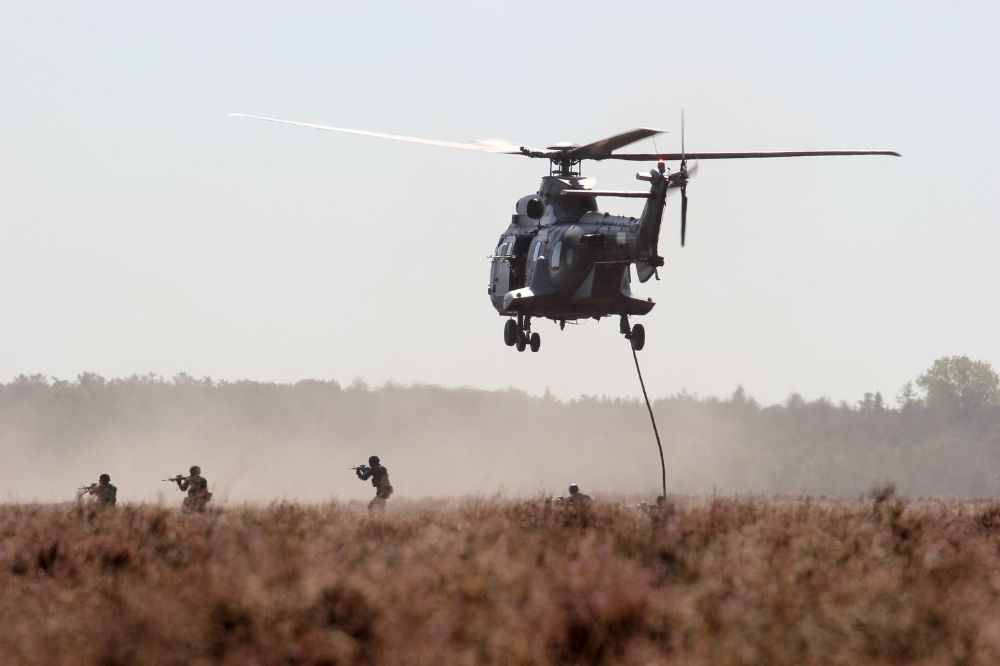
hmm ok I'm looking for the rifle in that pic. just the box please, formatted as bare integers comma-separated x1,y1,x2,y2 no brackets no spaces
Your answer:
162,475,189,483
78,483,96,495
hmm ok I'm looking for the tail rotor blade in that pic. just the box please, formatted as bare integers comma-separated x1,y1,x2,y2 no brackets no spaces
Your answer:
680,108,685,161
680,110,690,247
681,186,689,247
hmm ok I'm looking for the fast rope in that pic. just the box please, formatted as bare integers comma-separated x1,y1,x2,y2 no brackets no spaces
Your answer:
631,343,666,500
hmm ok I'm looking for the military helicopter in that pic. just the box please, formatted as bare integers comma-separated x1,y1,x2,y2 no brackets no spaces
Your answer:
231,113,898,353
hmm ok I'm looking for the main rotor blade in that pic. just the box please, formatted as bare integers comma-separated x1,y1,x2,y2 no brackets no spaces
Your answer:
229,114,542,155
568,128,666,160
598,150,900,161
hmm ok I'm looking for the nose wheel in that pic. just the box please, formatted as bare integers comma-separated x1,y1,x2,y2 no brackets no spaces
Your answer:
504,316,541,353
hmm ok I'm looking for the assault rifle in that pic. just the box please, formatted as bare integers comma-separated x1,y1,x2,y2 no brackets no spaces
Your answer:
162,475,189,483
78,483,97,495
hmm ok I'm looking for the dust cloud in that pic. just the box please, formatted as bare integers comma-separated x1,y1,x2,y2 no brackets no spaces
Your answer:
1,373,998,503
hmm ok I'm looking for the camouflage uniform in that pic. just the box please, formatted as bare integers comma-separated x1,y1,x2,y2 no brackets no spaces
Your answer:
178,471,212,513
82,478,117,507
560,484,591,506
357,459,393,514
91,481,118,507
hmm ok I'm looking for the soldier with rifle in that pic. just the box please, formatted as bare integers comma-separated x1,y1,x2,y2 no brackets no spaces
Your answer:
78,473,117,507
555,483,591,506
163,465,213,513
352,455,393,514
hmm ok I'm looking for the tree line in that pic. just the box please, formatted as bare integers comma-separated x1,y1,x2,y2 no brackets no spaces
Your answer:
1,357,997,501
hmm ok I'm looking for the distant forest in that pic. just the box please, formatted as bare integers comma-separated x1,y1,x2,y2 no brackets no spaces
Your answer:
1,356,998,501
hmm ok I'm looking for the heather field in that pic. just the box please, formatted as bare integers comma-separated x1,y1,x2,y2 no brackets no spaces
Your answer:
2,496,1000,665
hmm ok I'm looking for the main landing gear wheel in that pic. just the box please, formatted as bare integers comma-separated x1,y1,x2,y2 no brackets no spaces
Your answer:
529,332,541,353
515,330,527,352
503,319,517,346
630,324,645,351
620,315,646,351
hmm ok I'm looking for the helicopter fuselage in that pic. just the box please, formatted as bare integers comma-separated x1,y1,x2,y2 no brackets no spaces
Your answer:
488,173,665,323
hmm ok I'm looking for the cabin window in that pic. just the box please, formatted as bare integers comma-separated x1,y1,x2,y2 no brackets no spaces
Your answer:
529,239,542,264
551,241,562,269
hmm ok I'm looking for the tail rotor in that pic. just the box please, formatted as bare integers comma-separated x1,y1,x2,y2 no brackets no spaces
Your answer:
666,110,695,247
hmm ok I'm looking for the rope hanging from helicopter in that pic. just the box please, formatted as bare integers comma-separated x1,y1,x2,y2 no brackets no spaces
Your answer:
629,336,666,500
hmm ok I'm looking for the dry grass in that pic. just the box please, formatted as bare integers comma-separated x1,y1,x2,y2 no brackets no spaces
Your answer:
2,496,1000,665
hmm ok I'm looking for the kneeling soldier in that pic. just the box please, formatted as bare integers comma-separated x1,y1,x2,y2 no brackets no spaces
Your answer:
556,483,591,506
175,465,213,513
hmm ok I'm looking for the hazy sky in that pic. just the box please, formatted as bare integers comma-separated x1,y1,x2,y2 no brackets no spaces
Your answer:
2,1,998,405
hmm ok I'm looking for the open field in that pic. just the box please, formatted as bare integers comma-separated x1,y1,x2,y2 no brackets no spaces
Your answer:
2,496,1000,665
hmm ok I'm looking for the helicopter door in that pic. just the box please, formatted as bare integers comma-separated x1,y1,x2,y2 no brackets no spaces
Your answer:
509,236,532,289
490,240,513,299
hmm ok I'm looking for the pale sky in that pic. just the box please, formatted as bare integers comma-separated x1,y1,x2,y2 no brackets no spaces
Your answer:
2,1,998,405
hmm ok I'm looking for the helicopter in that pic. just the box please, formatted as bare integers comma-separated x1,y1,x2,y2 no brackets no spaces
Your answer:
230,113,898,353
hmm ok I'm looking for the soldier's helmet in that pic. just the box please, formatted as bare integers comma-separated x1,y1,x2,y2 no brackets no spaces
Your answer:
569,484,580,495
368,455,380,466
99,473,111,484
190,465,201,475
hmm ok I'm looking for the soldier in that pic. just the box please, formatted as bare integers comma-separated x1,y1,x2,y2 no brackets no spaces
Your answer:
175,465,213,513
356,455,393,514
79,473,117,507
565,483,591,505
636,495,668,517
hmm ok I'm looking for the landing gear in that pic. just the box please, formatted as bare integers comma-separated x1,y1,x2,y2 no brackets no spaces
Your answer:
630,324,645,351
503,319,517,346
620,315,646,351
505,315,540,353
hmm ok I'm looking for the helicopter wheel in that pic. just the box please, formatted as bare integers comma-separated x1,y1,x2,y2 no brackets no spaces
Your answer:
630,324,645,351
529,332,541,353
515,330,527,352
503,319,517,346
